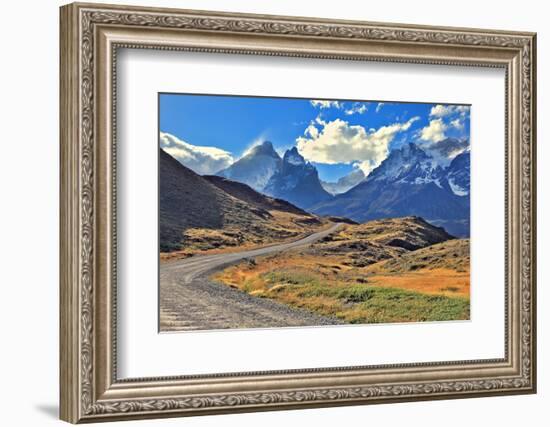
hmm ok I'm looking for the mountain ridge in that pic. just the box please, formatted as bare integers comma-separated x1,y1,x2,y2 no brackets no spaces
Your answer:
217,140,282,192
217,142,332,209
203,175,313,217
264,147,333,209
321,168,366,195
312,143,470,237
160,148,325,253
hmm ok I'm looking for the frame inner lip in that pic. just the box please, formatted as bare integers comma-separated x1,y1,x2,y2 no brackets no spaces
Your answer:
109,41,511,383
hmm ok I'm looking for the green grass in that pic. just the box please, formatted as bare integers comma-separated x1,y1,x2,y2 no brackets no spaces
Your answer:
262,270,321,286
347,287,469,323
259,270,469,324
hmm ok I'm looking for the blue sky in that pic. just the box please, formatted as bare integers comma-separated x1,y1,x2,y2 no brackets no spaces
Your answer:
159,93,470,182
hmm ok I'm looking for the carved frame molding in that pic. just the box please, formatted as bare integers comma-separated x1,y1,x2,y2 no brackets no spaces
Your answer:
60,2,536,423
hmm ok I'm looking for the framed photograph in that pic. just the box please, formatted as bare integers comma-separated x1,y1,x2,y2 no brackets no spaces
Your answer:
60,2,537,423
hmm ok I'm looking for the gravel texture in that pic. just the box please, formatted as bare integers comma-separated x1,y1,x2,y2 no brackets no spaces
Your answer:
160,224,344,332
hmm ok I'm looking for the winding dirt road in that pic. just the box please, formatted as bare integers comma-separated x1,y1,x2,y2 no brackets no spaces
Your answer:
160,223,344,332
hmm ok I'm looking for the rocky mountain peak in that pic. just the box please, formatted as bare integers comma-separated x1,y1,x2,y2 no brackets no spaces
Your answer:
444,150,470,196
217,141,281,192
321,168,366,195
247,140,280,159
264,148,331,209
283,147,306,165
368,143,439,185
312,142,471,237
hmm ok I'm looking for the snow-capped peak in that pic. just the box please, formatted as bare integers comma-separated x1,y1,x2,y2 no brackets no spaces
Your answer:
445,150,470,196
283,147,306,166
245,140,280,159
369,143,440,185
217,141,282,192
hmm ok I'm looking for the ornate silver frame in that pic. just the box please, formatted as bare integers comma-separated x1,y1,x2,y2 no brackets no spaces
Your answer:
60,2,537,423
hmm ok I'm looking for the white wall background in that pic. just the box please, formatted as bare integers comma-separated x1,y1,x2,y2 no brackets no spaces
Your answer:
0,0,545,425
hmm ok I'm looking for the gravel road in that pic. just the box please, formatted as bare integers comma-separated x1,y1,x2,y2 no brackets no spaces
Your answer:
160,223,344,332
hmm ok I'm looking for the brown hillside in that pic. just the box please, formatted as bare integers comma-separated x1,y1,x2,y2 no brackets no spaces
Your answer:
371,238,470,274
204,175,313,217
344,216,454,250
213,218,469,324
160,149,325,253
311,216,455,267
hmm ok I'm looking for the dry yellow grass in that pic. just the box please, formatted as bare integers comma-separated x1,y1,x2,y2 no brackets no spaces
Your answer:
366,269,469,297
213,239,471,324
215,253,469,299
160,211,331,263
173,216,472,324
370,239,470,273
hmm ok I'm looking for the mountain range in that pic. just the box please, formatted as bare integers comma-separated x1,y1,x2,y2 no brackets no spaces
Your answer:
217,140,281,192
264,147,332,208
311,143,470,237
181,138,471,238
218,141,331,209
444,149,470,196
159,148,324,252
321,168,366,195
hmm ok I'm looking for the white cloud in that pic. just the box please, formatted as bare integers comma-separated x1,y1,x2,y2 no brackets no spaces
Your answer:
430,104,469,118
160,132,234,175
450,118,464,129
420,118,447,143
296,116,419,176
344,103,368,115
419,116,469,165
310,99,342,109
455,106,469,116
375,102,384,113
304,123,319,138
429,105,453,117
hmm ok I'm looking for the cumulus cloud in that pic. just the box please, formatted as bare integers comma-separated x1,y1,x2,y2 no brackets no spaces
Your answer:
375,102,384,113
310,99,342,109
296,116,419,176
160,132,234,175
430,104,469,118
420,106,470,162
420,118,447,143
450,118,464,130
344,103,368,115
304,123,319,139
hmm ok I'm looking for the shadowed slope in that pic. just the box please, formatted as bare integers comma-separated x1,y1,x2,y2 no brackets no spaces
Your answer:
160,149,325,252
203,175,312,217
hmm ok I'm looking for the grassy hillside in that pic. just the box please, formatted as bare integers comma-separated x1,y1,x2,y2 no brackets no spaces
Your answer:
309,216,454,268
320,216,454,250
213,217,470,324
372,238,469,274
160,149,327,256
